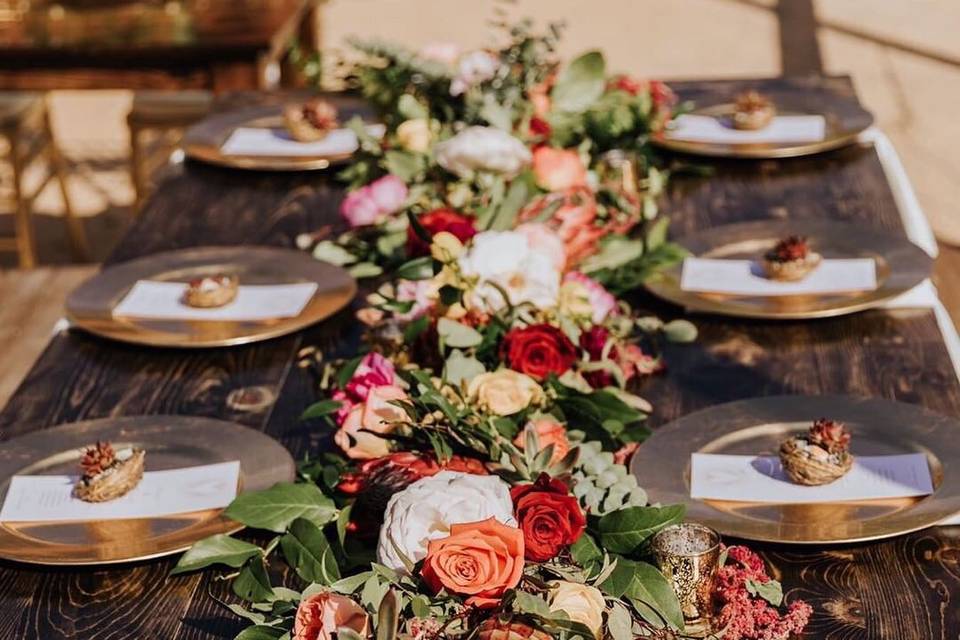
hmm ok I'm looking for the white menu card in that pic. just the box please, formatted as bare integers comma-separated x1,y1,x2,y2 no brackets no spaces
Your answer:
0,461,240,522
113,280,318,321
680,257,877,296
221,124,386,157
690,453,933,503
665,114,826,144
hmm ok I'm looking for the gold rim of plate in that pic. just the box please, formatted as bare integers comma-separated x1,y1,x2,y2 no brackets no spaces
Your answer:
0,416,295,565
182,103,367,171
652,103,874,158
630,395,960,544
644,219,932,320
66,246,357,348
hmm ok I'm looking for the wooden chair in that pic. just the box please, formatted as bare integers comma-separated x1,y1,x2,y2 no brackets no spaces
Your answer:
127,90,213,212
0,93,88,268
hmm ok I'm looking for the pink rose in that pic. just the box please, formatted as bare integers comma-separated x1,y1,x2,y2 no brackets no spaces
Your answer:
294,592,369,640
563,272,616,323
334,384,408,459
395,279,436,321
516,223,566,272
532,147,588,192
339,175,408,228
345,352,396,400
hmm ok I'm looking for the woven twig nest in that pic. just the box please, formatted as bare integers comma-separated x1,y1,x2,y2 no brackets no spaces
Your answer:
284,99,339,142
779,437,853,486
732,91,776,130
74,447,146,502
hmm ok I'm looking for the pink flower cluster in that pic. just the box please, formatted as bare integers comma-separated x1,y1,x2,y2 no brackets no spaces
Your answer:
339,175,408,227
564,271,616,323
714,545,813,640
332,353,409,459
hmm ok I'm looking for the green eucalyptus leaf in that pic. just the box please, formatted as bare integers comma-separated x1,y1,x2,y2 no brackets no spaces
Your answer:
596,504,685,554
746,579,783,606
645,216,670,250
488,173,531,231
348,262,384,279
395,256,434,280
580,237,644,274
437,317,483,348
607,602,634,640
171,534,262,575
384,150,423,182
397,94,428,120
312,241,358,266
443,349,486,386
224,483,338,533
280,518,341,585
301,399,343,420
663,319,698,343
511,591,552,617
551,50,606,113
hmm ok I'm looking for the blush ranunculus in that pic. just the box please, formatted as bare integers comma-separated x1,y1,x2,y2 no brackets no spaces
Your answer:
293,592,369,640
532,147,588,192
340,175,408,228
334,384,408,459
510,474,586,562
562,272,616,324
513,418,571,465
501,324,578,381
420,517,525,608
344,352,396,402
406,209,477,257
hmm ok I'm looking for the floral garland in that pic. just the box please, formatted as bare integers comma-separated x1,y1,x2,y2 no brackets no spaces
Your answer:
172,21,810,640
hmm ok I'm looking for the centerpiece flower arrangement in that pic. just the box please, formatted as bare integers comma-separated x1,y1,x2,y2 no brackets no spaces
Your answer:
172,21,811,640
297,20,687,294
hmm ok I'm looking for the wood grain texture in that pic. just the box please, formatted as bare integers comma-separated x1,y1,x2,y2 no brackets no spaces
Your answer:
0,79,958,639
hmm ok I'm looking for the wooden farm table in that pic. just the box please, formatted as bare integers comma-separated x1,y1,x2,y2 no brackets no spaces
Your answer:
0,77,958,639
0,0,319,91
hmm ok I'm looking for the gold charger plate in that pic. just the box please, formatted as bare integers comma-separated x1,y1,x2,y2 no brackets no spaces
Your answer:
182,101,373,171
66,246,357,348
644,219,932,320
653,98,874,158
631,395,960,544
0,415,295,565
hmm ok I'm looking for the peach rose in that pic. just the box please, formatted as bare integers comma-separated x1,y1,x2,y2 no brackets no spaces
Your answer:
518,188,605,268
532,147,587,192
514,418,571,465
334,384,408,459
293,592,369,640
421,517,525,608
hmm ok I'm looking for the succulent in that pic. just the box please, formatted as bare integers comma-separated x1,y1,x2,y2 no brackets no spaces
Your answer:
79,441,116,478
809,418,851,454
570,440,647,514
765,236,810,263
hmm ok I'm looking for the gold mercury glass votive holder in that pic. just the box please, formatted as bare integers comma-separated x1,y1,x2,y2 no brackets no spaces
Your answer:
651,522,721,632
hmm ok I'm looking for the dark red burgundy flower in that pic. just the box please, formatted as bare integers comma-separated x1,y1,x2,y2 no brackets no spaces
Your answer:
406,209,477,257
501,324,578,381
765,235,810,263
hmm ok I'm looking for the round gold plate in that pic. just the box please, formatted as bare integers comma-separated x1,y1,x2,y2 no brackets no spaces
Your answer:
66,246,357,348
644,219,932,320
0,416,295,565
631,395,960,544
653,102,874,159
182,101,372,171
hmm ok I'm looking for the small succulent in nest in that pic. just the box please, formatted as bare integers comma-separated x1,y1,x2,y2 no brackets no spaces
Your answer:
732,90,775,130
284,98,339,142
779,418,853,486
762,235,822,282
74,441,146,503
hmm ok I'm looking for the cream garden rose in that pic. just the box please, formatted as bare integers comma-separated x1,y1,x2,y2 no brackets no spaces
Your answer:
376,471,516,573
468,370,543,416
549,581,606,638
396,118,432,152
435,126,531,178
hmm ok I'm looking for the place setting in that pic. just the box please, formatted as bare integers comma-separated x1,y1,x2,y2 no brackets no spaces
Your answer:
66,245,357,347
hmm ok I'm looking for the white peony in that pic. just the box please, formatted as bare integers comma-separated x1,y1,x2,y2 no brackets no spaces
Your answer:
458,229,563,312
376,471,516,573
449,50,500,96
435,127,532,178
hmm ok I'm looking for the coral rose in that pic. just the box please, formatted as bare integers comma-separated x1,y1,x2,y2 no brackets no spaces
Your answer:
548,581,605,638
334,384,407,459
421,517,525,608
406,209,477,257
511,474,586,562
532,147,588,192
513,418,571,465
468,370,543,416
501,324,577,381
293,592,369,640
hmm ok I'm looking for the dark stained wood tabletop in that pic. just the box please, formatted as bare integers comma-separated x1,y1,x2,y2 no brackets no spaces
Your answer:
0,0,316,91
0,77,958,639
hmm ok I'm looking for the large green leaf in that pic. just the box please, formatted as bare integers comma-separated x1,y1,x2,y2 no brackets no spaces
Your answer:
551,51,606,113
600,558,683,630
595,504,685,554
580,237,644,274
224,483,338,533
233,557,275,603
171,534,262,575
280,517,341,585
234,626,286,640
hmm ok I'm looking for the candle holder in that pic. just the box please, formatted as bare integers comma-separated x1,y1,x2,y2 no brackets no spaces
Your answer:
651,522,721,632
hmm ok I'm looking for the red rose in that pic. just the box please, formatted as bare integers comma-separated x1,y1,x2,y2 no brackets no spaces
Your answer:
510,474,586,562
501,324,577,381
406,209,477,257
